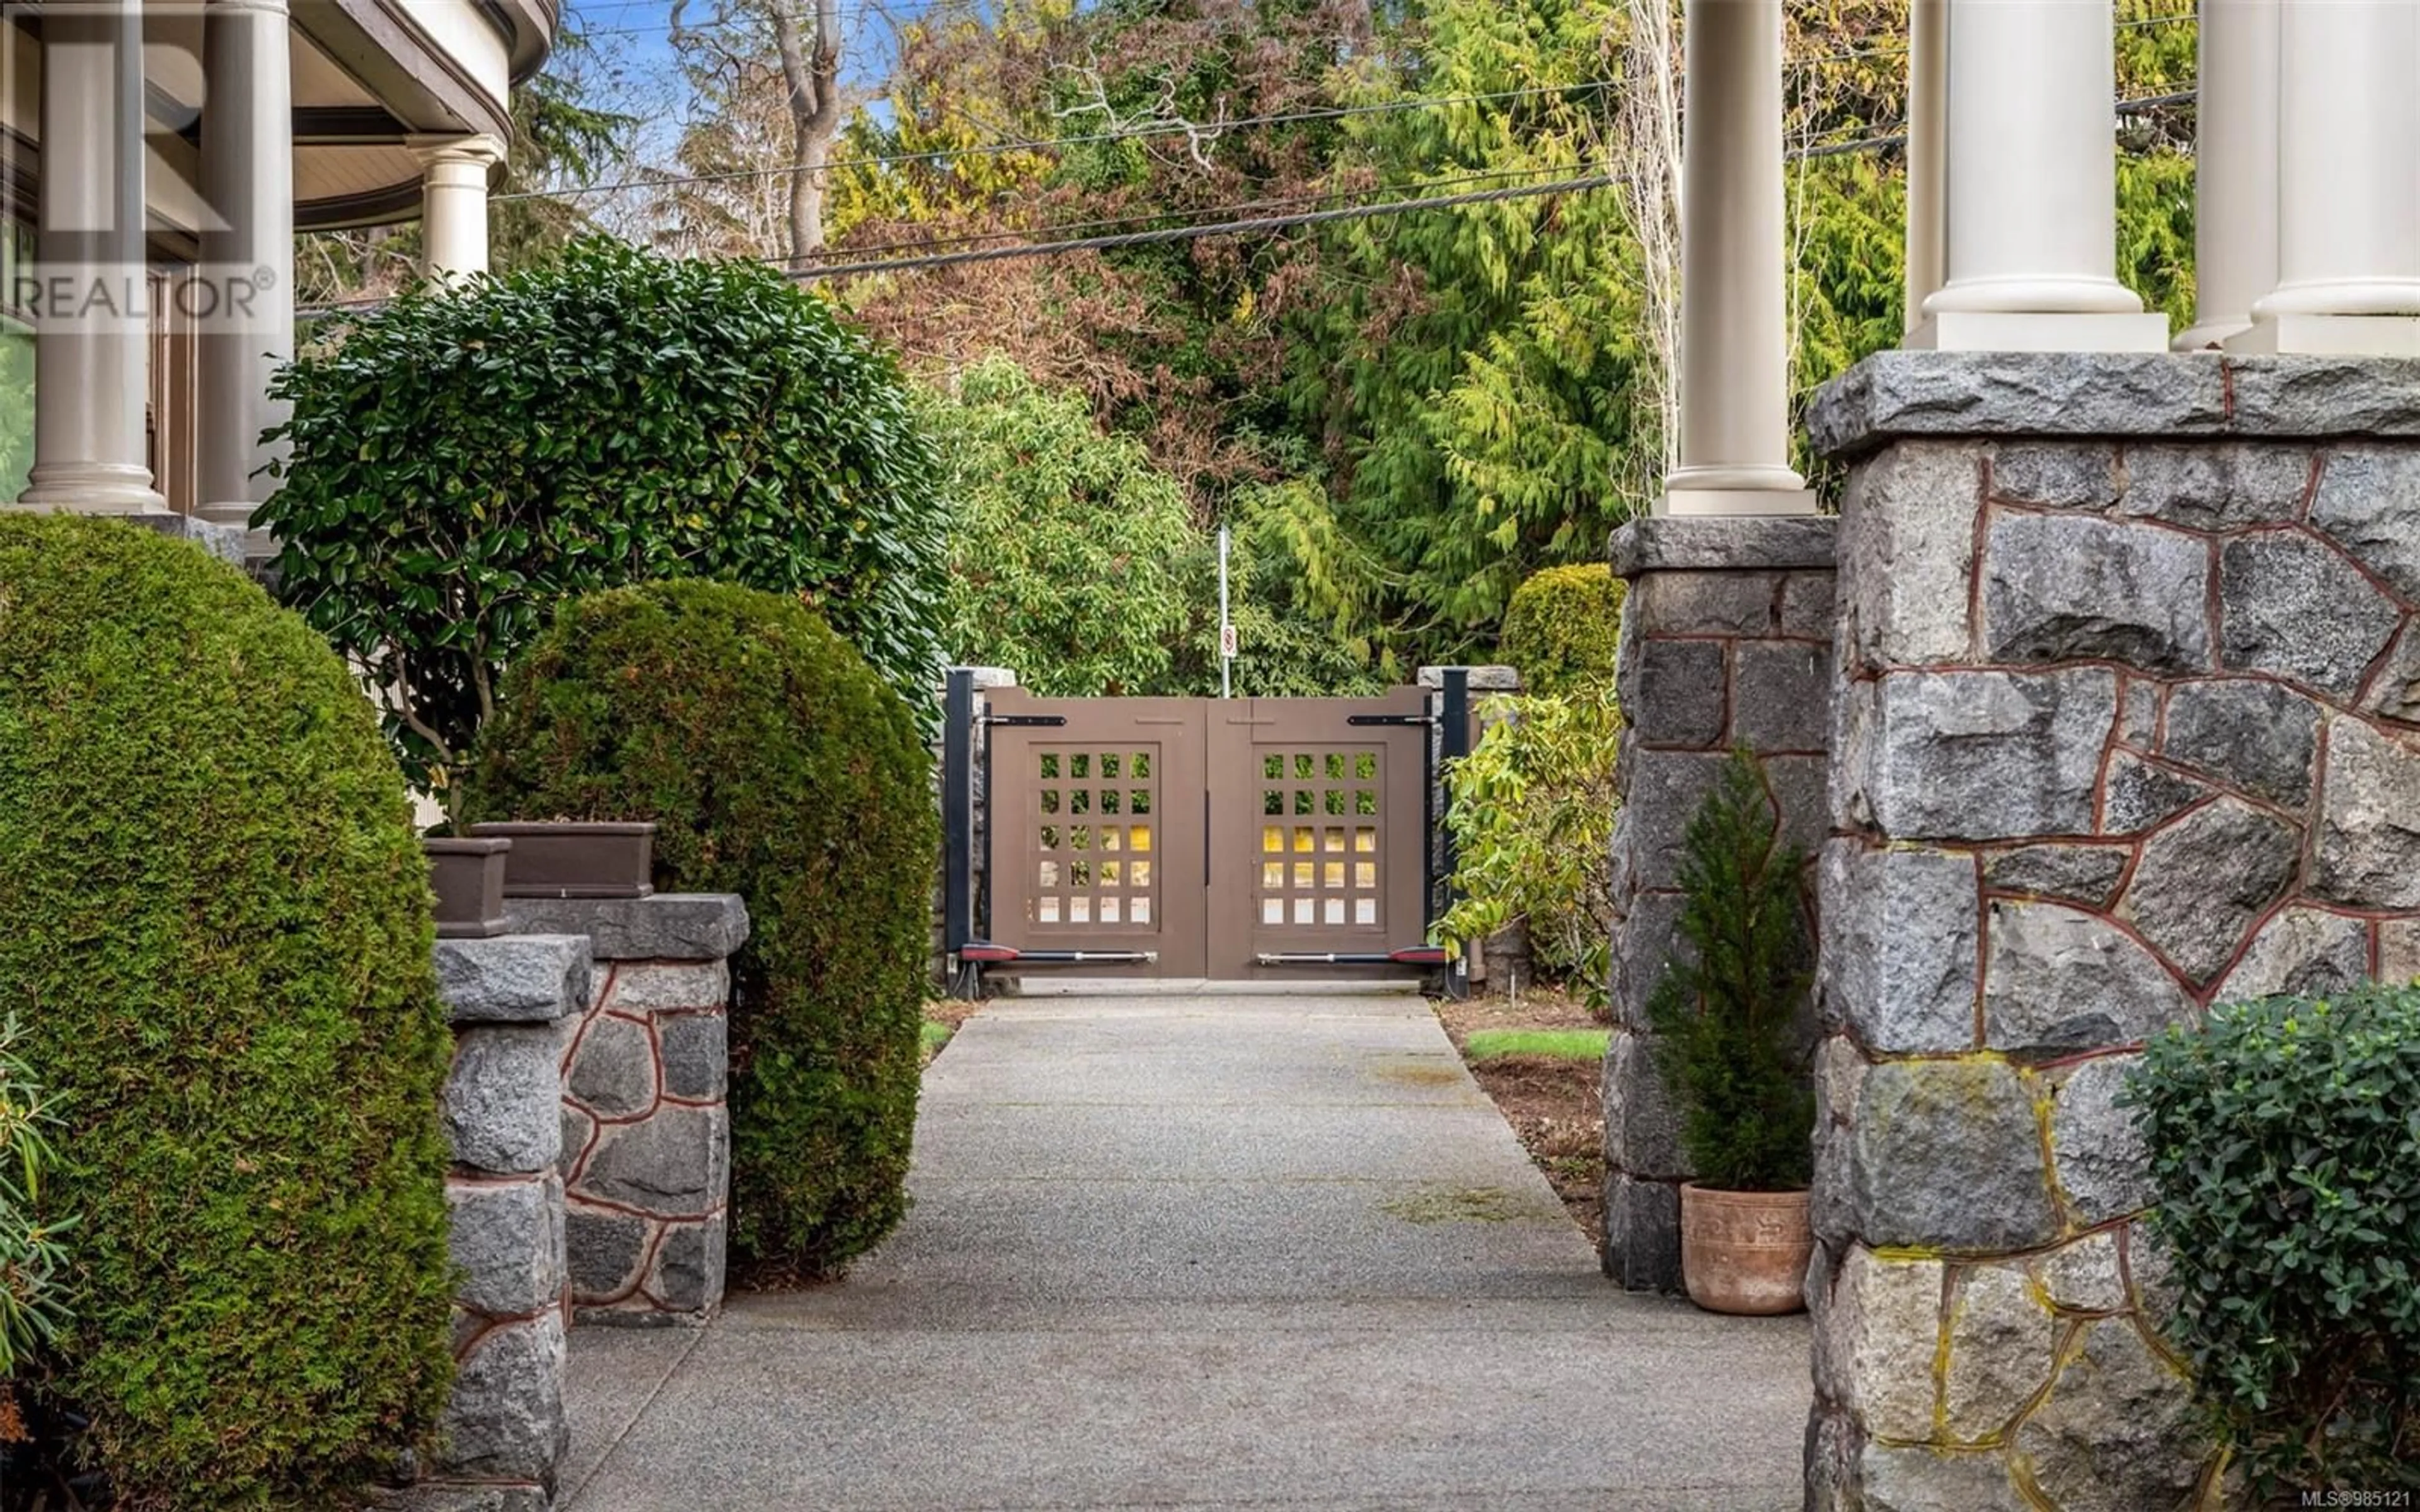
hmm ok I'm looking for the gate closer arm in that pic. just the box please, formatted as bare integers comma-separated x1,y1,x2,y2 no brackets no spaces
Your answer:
959,943,1160,967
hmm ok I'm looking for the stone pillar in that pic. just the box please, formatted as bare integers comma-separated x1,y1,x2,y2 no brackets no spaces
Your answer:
2238,0,2420,354
1600,517,1833,1292
414,136,506,282
1915,0,2169,353
432,932,589,1506
509,894,751,1324
2175,0,2278,351
196,0,296,534
18,0,164,512
1662,0,1813,517
1802,350,2420,1506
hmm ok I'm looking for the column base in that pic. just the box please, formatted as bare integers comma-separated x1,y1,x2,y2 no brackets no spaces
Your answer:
16,464,168,514
1657,487,1819,518
1906,310,2172,355
2227,314,2420,357
2171,318,2252,353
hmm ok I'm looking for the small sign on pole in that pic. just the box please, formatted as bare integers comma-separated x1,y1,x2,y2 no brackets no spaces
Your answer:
1220,624,1239,660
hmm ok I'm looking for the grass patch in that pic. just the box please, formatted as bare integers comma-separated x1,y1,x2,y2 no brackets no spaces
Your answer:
919,1019,954,1065
1463,1028,1610,1064
1380,1186,1528,1225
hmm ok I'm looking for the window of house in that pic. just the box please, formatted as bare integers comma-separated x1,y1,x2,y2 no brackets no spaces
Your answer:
1,217,32,501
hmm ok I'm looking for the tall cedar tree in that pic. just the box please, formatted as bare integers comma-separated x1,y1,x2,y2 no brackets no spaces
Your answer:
1646,748,1814,1192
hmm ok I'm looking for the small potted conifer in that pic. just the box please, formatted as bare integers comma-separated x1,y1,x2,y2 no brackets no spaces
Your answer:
1648,747,1816,1315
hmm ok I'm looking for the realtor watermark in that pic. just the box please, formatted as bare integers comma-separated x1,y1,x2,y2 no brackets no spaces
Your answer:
0,1,288,338
2302,1492,2416,1508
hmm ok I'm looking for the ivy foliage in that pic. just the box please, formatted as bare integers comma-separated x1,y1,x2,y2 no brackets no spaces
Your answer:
466,581,935,1274
1497,564,1625,696
0,517,453,1503
928,356,1381,697
261,238,949,802
1440,687,1622,997
1647,749,1814,1193
2124,988,2420,1498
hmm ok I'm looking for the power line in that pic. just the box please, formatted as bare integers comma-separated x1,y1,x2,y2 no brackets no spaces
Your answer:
493,81,1620,203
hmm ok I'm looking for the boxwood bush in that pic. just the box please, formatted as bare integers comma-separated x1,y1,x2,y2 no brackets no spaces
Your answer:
465,580,934,1273
0,517,453,1503
260,237,949,803
1497,563,1624,695
2125,987,2420,1498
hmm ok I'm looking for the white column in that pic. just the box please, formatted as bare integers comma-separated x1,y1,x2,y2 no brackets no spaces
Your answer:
1903,0,1946,335
197,0,296,531
1914,0,2169,353
2175,0,2278,350
2237,0,2420,354
18,0,165,512
413,136,505,282
1660,0,1812,518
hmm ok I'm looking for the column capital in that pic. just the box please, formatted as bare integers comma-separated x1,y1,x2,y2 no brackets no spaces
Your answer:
204,0,292,17
407,134,508,177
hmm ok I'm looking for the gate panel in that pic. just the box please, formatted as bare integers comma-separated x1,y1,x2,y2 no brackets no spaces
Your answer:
1207,690,1431,979
986,689,1208,978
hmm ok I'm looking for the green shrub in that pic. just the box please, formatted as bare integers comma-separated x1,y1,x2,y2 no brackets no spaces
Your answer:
261,237,949,803
0,1015,71,1441
1440,688,1622,996
2124,988,2420,1498
0,517,453,1501
1497,563,1625,696
465,580,935,1273
1646,749,1813,1192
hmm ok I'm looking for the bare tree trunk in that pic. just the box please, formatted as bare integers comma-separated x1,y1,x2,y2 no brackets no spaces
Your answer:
1615,0,1685,491
774,0,843,263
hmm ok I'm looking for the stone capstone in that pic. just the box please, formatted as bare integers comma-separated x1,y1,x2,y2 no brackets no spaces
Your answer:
2218,532,2402,699
447,1175,565,1319
2160,678,2321,808
578,1104,727,1217
565,1205,648,1301
1981,844,2129,908
2050,1056,2153,1227
1850,1059,2057,1251
1838,442,1982,668
1942,1263,2057,1440
1855,670,2116,841
444,1026,562,1176
2100,753,2211,837
567,1014,659,1120
2013,1318,2204,1512
2118,443,2314,532
2308,446,2420,600
1819,841,1978,1054
435,936,590,1025
658,1012,728,1101
1979,513,2211,673
507,893,751,962
1610,515,1838,576
2119,798,2300,983
1812,1244,1943,1441
439,1310,567,1483
1982,902,2195,1056
2213,907,2371,1002
2314,718,2420,909
1807,352,2230,458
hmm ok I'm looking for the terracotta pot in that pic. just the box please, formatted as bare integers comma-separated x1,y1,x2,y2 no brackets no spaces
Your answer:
1679,1183,1813,1316
425,838,512,939
466,822,656,900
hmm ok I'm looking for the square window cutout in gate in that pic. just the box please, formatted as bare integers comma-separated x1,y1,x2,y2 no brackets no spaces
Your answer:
1256,749,1384,929
1031,747,1160,929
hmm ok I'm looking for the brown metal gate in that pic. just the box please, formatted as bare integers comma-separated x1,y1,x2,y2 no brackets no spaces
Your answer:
982,687,1434,980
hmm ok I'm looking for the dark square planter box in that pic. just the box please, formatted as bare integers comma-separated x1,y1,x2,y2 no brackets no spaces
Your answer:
425,838,513,939
466,822,657,900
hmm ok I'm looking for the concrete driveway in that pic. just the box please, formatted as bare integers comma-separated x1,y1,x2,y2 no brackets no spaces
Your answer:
560,991,1811,1511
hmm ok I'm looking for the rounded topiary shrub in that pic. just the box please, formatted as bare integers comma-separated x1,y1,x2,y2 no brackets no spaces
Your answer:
0,516,453,1502
1498,563,1625,695
464,580,935,1273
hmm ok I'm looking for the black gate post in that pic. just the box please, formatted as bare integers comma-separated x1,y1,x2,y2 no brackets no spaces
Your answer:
1436,667,1472,998
942,668,977,997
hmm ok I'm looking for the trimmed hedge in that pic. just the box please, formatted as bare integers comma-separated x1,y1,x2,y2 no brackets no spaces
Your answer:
2126,987,2420,1498
0,517,454,1503
465,581,934,1273
1498,563,1625,695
